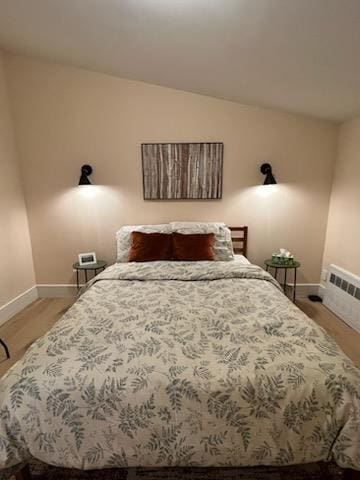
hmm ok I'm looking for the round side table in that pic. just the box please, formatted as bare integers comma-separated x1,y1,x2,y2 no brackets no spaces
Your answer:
73,260,107,289
265,259,300,303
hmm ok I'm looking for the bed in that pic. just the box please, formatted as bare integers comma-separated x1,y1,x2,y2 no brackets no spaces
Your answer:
0,224,359,478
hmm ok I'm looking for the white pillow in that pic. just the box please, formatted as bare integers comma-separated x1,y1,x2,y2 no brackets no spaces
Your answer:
116,224,172,262
170,222,234,261
234,254,251,265
170,222,224,234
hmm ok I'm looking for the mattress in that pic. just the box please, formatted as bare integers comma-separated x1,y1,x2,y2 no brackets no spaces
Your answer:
0,261,359,471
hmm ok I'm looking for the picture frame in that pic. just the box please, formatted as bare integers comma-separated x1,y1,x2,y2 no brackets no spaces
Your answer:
78,252,97,266
141,142,223,200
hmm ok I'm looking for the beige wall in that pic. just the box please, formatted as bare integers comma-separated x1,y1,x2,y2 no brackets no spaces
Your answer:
5,55,338,285
322,117,360,277
0,51,35,307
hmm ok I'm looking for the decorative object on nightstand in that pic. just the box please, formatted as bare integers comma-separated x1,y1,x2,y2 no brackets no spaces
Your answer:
73,260,107,289
271,248,294,265
78,251,97,266
265,256,300,303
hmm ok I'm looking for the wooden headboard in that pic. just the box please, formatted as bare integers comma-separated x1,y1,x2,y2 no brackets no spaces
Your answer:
229,226,248,257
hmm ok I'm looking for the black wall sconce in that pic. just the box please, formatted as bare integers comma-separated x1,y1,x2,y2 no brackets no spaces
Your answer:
260,163,277,185
79,165,93,185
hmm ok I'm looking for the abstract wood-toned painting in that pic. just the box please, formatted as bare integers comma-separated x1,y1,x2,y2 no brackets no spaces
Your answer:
141,142,223,199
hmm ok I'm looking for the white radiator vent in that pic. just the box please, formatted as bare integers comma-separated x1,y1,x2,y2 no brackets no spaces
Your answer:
323,264,360,332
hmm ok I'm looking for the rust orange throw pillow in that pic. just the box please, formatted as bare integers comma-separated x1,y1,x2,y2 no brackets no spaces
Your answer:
172,232,215,261
129,232,173,262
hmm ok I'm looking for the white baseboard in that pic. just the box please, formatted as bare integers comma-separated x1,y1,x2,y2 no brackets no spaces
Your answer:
37,284,81,298
0,286,38,326
285,283,321,298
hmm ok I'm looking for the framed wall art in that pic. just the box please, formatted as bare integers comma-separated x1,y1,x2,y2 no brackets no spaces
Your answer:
141,142,223,200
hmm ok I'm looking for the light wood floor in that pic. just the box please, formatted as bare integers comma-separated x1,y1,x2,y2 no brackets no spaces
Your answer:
0,297,359,377
0,298,74,377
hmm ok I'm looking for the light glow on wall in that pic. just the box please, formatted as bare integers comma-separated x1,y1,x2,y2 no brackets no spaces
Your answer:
77,185,101,198
255,184,277,198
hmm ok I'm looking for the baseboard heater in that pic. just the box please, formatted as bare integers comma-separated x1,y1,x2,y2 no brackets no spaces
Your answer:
323,264,360,332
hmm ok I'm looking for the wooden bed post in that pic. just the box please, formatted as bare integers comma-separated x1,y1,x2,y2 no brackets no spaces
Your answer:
229,226,248,257
15,464,31,480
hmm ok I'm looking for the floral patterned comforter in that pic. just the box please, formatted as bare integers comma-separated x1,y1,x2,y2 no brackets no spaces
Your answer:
0,261,359,471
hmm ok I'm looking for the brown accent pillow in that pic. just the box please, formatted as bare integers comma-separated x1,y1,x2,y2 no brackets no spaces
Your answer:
172,232,215,261
129,232,173,262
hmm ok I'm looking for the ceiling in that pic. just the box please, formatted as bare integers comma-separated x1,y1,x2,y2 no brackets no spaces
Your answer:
1,0,360,122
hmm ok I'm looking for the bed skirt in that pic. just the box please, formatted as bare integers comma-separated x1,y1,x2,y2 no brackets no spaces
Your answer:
3,459,360,480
